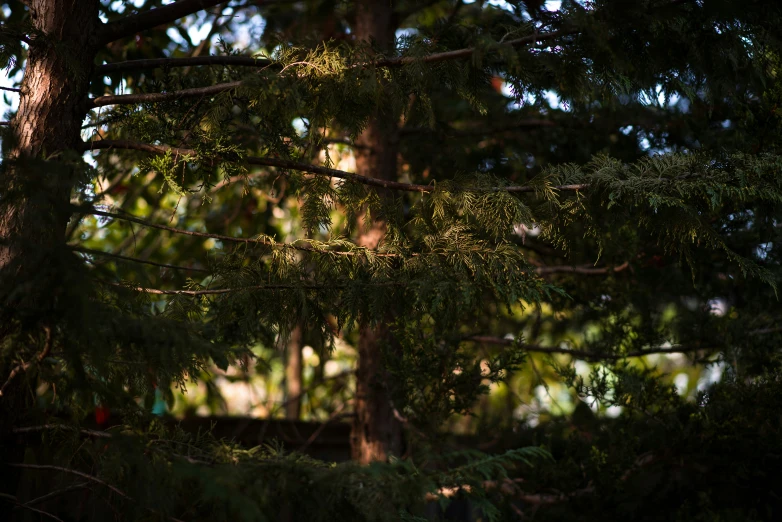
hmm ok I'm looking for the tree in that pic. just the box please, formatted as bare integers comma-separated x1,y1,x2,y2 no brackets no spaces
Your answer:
2,0,782,520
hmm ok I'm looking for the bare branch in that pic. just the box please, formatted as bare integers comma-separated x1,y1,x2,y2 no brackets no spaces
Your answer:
89,80,242,108
536,261,630,275
7,463,132,500
72,245,210,273
12,424,112,438
81,139,589,194
97,0,230,45
97,55,275,74
0,86,20,93
0,493,64,522
5,464,186,522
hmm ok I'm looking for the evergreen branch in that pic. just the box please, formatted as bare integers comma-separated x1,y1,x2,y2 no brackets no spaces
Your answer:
71,245,210,273
467,336,711,360
88,81,242,108
97,0,230,45
0,326,52,398
82,140,589,193
0,86,19,92
79,207,401,257
107,281,402,296
97,55,275,74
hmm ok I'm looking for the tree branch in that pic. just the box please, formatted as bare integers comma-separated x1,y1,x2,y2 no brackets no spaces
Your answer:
7,463,131,500
12,424,111,438
0,493,64,522
81,139,589,194
78,207,401,257
72,245,210,273
107,282,398,296
97,0,230,45
97,55,275,74
467,336,712,360
0,86,20,93
6,464,186,522
535,261,630,275
88,81,242,108
376,29,576,67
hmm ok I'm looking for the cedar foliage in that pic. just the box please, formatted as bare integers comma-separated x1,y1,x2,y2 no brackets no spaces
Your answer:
2,0,782,520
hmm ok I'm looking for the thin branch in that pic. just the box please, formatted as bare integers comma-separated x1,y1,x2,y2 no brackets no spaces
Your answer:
400,119,556,137
376,29,576,67
467,336,712,360
12,424,112,438
22,483,90,507
0,326,52,397
79,207,400,257
0,121,9,126
106,281,401,296
81,139,589,194
0,86,20,93
89,80,242,108
97,0,230,45
72,245,210,273
536,261,630,275
5,464,185,522
7,463,131,500
0,493,64,522
97,55,275,73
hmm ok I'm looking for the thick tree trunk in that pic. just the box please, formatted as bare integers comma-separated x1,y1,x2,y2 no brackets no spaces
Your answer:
1,0,99,299
350,0,404,464
0,0,99,410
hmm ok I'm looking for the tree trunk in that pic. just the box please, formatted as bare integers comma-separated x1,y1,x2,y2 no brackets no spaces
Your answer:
1,0,99,300
0,0,99,410
285,325,303,420
350,0,404,464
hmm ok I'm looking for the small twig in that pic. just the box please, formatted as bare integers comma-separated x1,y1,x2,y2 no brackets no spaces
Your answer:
0,326,53,397
0,86,20,92
0,493,64,522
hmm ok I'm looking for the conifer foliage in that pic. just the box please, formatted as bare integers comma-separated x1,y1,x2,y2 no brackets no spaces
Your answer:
2,0,782,520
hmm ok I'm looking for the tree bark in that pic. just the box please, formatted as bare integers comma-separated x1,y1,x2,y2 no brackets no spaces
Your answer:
285,325,303,420
1,0,99,295
0,0,100,410
350,0,404,464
